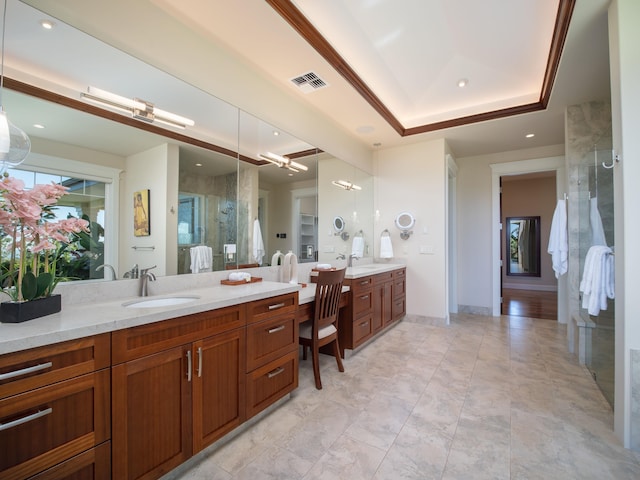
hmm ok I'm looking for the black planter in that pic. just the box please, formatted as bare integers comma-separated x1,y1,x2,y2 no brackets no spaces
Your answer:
0,295,62,323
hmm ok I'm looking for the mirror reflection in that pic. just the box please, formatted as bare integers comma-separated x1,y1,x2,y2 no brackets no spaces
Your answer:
506,216,541,276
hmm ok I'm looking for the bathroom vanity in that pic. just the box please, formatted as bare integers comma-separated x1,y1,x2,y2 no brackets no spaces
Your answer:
0,282,299,480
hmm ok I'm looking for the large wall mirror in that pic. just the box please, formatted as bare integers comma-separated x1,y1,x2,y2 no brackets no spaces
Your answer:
505,216,541,277
2,0,323,279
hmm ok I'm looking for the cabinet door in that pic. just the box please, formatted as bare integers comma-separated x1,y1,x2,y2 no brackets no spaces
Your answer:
381,281,393,327
371,283,384,333
112,346,192,480
0,370,110,480
192,329,245,453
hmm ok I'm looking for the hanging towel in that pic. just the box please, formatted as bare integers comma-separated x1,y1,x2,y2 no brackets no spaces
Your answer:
547,199,568,278
590,197,607,247
380,235,394,259
252,219,265,265
351,236,365,258
190,245,212,273
579,245,614,316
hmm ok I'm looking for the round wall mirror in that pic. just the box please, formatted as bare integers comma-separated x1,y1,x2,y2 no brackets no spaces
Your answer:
395,212,415,231
333,216,345,233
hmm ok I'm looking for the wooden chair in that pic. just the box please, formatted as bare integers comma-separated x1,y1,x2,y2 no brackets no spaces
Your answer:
299,268,346,389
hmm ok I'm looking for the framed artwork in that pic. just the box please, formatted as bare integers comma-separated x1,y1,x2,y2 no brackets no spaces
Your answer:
133,189,150,236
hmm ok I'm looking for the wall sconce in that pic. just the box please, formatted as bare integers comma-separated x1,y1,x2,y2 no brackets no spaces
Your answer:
332,179,361,191
80,86,195,129
258,152,308,172
395,212,415,240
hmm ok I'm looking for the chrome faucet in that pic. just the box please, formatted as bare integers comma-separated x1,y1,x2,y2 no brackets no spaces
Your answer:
336,253,346,260
96,263,117,280
123,264,139,279
348,253,358,268
139,265,157,296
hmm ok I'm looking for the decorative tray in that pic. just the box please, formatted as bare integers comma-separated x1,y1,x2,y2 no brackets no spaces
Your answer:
220,276,263,286
312,267,336,272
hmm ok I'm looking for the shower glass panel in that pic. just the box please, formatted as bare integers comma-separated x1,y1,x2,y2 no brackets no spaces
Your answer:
579,148,615,408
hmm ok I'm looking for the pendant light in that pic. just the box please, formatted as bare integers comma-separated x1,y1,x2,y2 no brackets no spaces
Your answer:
0,0,30,171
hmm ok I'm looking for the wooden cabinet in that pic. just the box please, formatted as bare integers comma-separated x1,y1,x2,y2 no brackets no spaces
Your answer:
111,305,245,480
245,293,298,419
340,268,406,355
0,334,111,480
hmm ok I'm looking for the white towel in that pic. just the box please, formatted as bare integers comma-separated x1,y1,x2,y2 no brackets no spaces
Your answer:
229,271,251,282
351,236,365,258
579,245,614,316
190,245,212,273
252,219,265,265
547,199,568,278
316,263,332,270
590,197,607,247
379,235,394,259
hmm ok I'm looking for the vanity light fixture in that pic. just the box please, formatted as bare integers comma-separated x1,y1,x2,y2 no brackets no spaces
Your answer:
0,0,31,169
258,151,308,172
80,86,195,129
331,179,362,191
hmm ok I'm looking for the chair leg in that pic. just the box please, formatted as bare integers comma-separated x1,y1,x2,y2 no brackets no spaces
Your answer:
302,344,307,360
312,347,322,389
332,339,345,373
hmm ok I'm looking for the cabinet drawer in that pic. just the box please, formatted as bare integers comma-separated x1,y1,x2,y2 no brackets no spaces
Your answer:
0,334,110,400
392,297,406,320
112,305,244,363
246,351,298,418
393,268,406,279
353,313,373,344
353,290,373,316
30,441,111,480
246,313,297,372
0,369,110,480
373,271,393,284
350,277,373,292
247,293,298,323
393,278,406,298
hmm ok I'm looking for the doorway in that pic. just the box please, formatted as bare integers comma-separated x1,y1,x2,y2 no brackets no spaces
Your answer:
500,173,557,319
490,156,568,322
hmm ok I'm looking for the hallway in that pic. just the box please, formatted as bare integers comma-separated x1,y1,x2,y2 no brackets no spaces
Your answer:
501,288,557,320
167,313,639,480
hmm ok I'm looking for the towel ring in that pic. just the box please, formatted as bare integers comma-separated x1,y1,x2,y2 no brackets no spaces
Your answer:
395,212,415,240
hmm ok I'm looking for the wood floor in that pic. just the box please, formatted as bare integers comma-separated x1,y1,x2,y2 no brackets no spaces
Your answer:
501,288,557,320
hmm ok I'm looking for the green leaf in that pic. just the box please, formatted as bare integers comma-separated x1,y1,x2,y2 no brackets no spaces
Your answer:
36,272,54,298
21,272,38,301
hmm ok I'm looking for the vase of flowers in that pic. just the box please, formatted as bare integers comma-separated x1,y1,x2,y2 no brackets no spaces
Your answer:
0,174,89,323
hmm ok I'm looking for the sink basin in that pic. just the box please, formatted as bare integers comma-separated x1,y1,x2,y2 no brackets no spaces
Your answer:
123,295,200,308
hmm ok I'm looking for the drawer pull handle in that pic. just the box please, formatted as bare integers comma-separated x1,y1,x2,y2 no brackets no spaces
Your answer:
268,302,286,310
267,367,285,379
360,295,369,300
268,325,286,334
360,321,369,327
186,350,192,382
0,361,53,381
0,407,52,431
359,281,368,286
197,347,203,378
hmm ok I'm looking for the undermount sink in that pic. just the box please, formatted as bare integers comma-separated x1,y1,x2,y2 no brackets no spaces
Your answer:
123,295,200,308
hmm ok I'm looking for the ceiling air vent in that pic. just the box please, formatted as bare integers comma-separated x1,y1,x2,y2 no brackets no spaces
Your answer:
290,72,328,93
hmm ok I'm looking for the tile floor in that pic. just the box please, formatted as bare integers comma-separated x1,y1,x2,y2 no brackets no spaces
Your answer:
168,313,640,479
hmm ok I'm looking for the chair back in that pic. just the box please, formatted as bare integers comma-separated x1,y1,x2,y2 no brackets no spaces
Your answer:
313,268,346,332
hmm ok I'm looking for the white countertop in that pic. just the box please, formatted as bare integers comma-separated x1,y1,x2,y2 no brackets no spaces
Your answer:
0,281,298,356
309,263,405,280
297,283,350,305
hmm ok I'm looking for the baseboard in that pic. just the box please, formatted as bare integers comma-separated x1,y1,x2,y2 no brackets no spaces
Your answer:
503,283,557,292
458,305,493,316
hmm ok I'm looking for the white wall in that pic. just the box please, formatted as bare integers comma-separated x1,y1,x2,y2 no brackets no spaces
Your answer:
456,145,565,312
121,143,179,276
609,0,640,449
375,139,447,319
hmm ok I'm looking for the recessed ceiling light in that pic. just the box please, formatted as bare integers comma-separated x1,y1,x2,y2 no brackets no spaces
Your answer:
457,78,468,88
288,173,294,177
40,20,55,30
525,133,535,138
33,124,45,129
195,163,202,167
273,131,279,136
